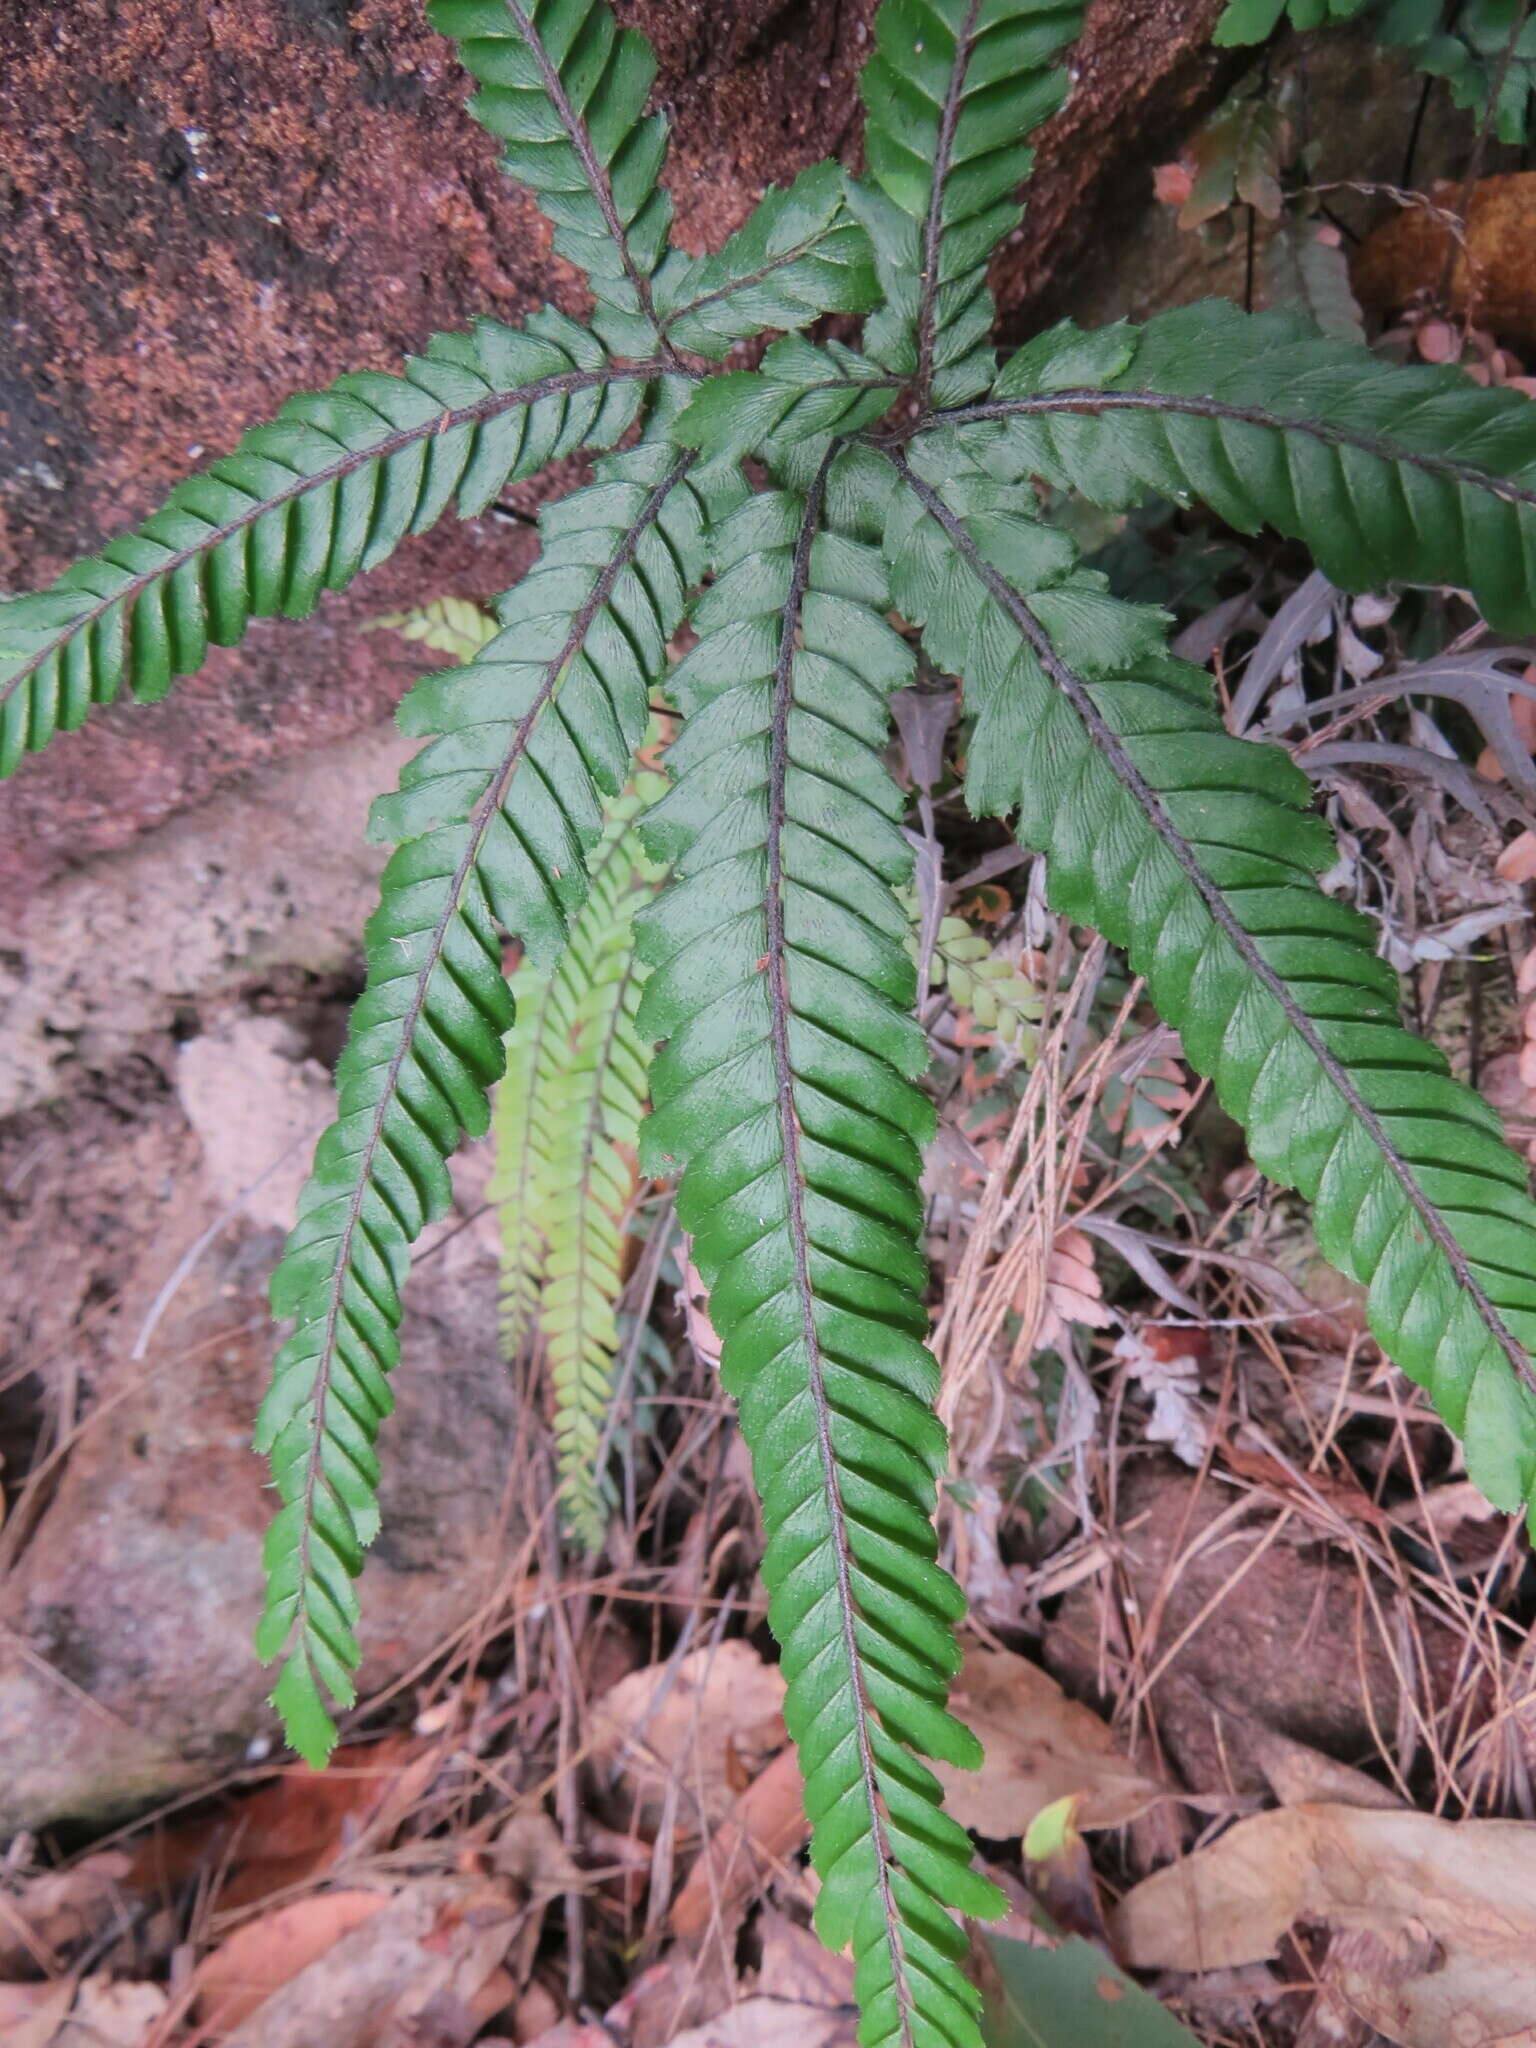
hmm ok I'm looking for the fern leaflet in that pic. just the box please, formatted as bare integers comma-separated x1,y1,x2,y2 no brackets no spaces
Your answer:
887,438,1536,1523
0,315,656,777
853,0,1084,406
638,453,1001,2048
429,0,677,356
946,300,1536,633
370,596,501,664
654,163,882,359
256,435,732,1762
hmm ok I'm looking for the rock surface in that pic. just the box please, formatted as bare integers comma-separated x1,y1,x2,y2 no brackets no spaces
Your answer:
0,0,1229,892
0,1032,511,1835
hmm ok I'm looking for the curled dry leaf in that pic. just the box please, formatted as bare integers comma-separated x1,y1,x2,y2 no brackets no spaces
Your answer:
589,1641,786,1836
0,1854,132,1975
671,1744,811,1940
216,1878,519,2048
1111,1805,1536,2048
194,1889,391,2034
935,1644,1163,1839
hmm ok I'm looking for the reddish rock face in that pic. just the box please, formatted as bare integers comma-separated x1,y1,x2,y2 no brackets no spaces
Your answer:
0,0,1223,894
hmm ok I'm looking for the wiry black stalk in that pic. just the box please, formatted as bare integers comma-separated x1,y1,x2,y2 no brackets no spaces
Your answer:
891,447,1536,1402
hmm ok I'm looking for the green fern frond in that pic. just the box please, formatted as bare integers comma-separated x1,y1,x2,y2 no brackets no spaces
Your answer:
852,0,1084,406
947,300,1536,633
1216,0,1536,147
429,0,675,356
637,454,1002,2048
370,596,500,663
654,163,881,359
255,436,735,1764
886,438,1536,1526
0,312,656,778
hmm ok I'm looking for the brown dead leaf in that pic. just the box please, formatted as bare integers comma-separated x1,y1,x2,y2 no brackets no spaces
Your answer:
0,1856,132,1975
53,1977,168,2048
217,1878,518,2048
755,1908,855,2008
664,2003,857,2048
935,1644,1163,1838
0,1979,74,2048
672,1744,810,1938
589,1641,787,1836
492,1806,582,1990
193,1889,390,2032
128,1736,433,1913
1030,1229,1114,1357
1245,1726,1404,1813
1112,1805,1536,2047
1355,173,1536,344
1497,830,1536,884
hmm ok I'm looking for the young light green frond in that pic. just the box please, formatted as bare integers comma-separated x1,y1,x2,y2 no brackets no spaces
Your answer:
653,163,881,360
491,781,660,1379
428,0,675,355
255,440,732,1766
887,441,1536,1533
370,596,500,664
540,785,662,1547
0,313,656,779
672,336,902,461
637,459,1002,2048
854,0,1084,405
947,299,1536,633
492,958,557,1366
915,904,1043,1052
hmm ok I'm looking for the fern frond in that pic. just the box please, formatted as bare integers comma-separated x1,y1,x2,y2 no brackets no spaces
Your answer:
0,313,657,778
637,454,1002,2048
852,0,1084,406
947,300,1536,633
541,780,662,1546
653,164,881,359
370,596,500,663
887,441,1536,1529
429,0,675,356
255,437,733,1765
